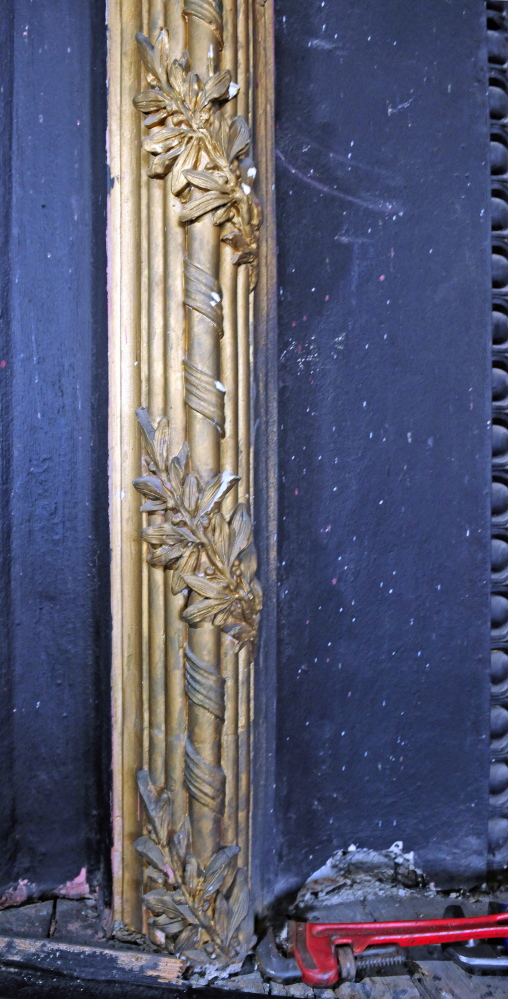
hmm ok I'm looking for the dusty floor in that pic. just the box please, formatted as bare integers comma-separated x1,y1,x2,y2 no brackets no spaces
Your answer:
2,889,508,997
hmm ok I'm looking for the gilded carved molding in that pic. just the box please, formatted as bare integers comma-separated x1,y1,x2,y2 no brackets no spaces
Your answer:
134,418,262,646
133,35,261,289
107,0,269,967
134,771,252,962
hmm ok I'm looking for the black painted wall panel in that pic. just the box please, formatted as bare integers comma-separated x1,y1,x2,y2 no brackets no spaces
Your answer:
0,0,15,889
274,0,492,893
0,0,494,908
0,0,109,893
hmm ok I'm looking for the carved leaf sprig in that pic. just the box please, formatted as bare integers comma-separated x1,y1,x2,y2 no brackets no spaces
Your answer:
135,770,254,964
133,31,261,289
133,408,262,647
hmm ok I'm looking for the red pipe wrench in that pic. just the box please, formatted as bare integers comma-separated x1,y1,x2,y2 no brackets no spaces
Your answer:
291,911,508,986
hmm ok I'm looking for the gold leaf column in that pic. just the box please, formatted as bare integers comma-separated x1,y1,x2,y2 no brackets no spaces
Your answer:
108,0,273,963
108,0,144,932
183,0,225,870
146,0,167,796
220,0,240,859
165,0,187,835
236,0,252,874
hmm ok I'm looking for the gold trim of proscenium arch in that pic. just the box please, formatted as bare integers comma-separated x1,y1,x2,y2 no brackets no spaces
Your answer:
108,0,271,967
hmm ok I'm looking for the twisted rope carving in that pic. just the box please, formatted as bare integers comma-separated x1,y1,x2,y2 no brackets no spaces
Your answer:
183,258,225,437
184,358,225,436
184,258,223,331
183,0,224,46
185,737,226,815
185,644,226,720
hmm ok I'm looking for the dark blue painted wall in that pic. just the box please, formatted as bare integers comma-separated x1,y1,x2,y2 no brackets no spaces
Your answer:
0,0,109,894
273,0,492,892
0,0,494,907
0,0,16,888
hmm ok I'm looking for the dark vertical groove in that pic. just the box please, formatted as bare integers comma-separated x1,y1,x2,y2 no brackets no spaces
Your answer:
87,0,111,902
251,0,278,911
0,0,15,888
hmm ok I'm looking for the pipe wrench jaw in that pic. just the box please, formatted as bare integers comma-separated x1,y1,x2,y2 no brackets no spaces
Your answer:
289,910,508,987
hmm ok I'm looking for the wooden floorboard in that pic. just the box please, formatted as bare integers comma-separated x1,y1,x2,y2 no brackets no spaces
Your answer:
0,935,184,988
337,977,421,998
336,963,508,999
412,961,508,999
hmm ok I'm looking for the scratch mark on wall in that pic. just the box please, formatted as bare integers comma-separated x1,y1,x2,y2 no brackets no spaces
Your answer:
276,148,397,214
387,96,415,115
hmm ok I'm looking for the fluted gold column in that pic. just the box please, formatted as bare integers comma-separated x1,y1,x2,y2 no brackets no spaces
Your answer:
165,0,188,838
236,0,251,873
146,0,167,793
109,0,274,958
183,7,225,869
220,0,239,852
109,0,144,931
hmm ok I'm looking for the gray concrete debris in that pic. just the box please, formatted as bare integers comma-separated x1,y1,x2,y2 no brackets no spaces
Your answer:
334,987,364,999
219,971,268,992
286,983,315,998
295,842,425,912
336,982,420,999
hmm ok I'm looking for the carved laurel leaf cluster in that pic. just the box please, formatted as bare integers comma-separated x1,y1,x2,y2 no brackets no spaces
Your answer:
133,409,262,647
133,31,261,289
135,770,253,964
